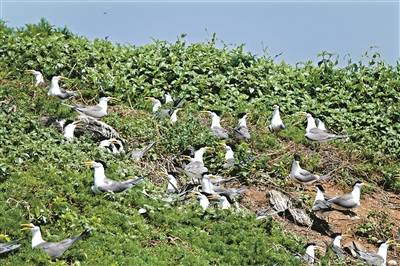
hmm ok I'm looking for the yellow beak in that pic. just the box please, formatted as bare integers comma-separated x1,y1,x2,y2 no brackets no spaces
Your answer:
20,224,34,230
84,160,95,166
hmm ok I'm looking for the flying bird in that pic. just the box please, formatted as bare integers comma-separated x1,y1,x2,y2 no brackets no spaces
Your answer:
268,105,285,132
63,96,113,119
25,70,44,86
290,154,320,185
21,223,91,259
202,111,229,139
48,76,77,100
327,181,364,210
85,160,144,193
234,113,250,140
305,113,347,142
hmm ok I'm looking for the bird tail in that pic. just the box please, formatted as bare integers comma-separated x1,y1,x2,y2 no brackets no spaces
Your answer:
142,141,156,155
127,176,145,186
78,228,92,239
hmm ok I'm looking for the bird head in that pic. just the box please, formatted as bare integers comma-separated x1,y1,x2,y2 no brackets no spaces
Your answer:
85,160,107,169
353,181,364,189
21,223,39,232
315,185,325,193
99,96,114,102
273,105,279,110
237,112,247,119
293,154,301,162
109,138,119,144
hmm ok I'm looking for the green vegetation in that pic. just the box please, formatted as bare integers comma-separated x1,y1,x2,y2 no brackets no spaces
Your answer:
0,20,399,264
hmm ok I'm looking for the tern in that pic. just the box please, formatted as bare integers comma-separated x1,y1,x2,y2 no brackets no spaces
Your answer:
170,108,182,124
202,111,229,139
48,76,77,100
290,154,320,185
329,233,347,259
99,138,124,154
299,243,318,264
327,181,364,210
183,146,209,183
234,113,250,140
312,185,332,212
25,70,44,86
193,192,209,210
63,96,113,119
164,92,173,104
315,118,327,131
130,141,156,161
352,240,394,266
201,173,215,194
218,195,231,209
268,105,285,132
221,143,235,169
21,223,91,259
305,113,347,142
62,120,80,141
85,160,144,193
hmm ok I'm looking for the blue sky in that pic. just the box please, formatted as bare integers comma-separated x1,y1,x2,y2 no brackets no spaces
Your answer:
1,0,399,64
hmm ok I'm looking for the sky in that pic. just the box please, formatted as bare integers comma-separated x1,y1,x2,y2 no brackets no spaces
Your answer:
1,0,399,65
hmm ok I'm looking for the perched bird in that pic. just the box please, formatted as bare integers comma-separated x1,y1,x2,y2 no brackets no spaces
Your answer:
352,240,393,266
298,243,318,264
63,96,113,119
48,76,77,100
164,92,173,104
130,141,156,161
170,108,182,124
234,113,250,140
21,223,91,259
327,181,364,210
183,146,209,183
202,111,229,139
213,186,247,202
222,143,235,169
147,97,163,113
195,193,210,210
62,120,80,141
305,113,347,142
218,195,231,209
85,160,144,193
290,154,320,185
166,172,179,194
146,96,184,120
268,105,285,132
201,172,215,194
315,118,327,131
0,240,21,255
329,233,346,259
25,70,44,86
312,185,332,212
99,138,124,154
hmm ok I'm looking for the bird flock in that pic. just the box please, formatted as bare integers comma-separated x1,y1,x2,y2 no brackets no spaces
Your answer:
1,70,397,265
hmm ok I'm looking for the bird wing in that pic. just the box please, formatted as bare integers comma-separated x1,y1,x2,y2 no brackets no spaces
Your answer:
294,170,319,183
234,125,250,139
0,241,21,255
328,193,356,208
99,177,143,193
312,200,332,212
306,128,346,142
212,126,229,139
75,105,103,117
353,243,384,266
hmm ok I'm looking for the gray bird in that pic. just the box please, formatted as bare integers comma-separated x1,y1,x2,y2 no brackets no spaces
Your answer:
221,143,235,169
297,243,318,264
312,185,332,212
352,240,393,266
268,105,285,132
130,141,156,161
202,111,229,139
329,233,347,259
305,113,347,142
234,113,250,140
0,240,21,255
183,147,209,183
48,76,77,100
85,160,144,193
21,223,91,259
290,154,320,185
327,181,364,210
63,96,113,119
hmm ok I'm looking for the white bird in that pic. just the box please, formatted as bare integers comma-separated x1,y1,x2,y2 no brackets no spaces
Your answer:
196,193,210,210
202,111,229,139
222,143,235,169
183,146,209,183
312,185,332,212
352,240,393,266
85,160,144,193
21,223,91,259
330,233,346,259
218,195,231,209
147,97,163,113
25,70,44,86
170,108,182,124
166,172,179,193
302,243,318,264
201,173,215,194
268,105,285,132
327,181,364,210
48,76,77,100
234,113,250,140
290,154,320,185
63,96,112,119
305,113,347,142
164,92,173,104
62,120,80,141
99,138,124,154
